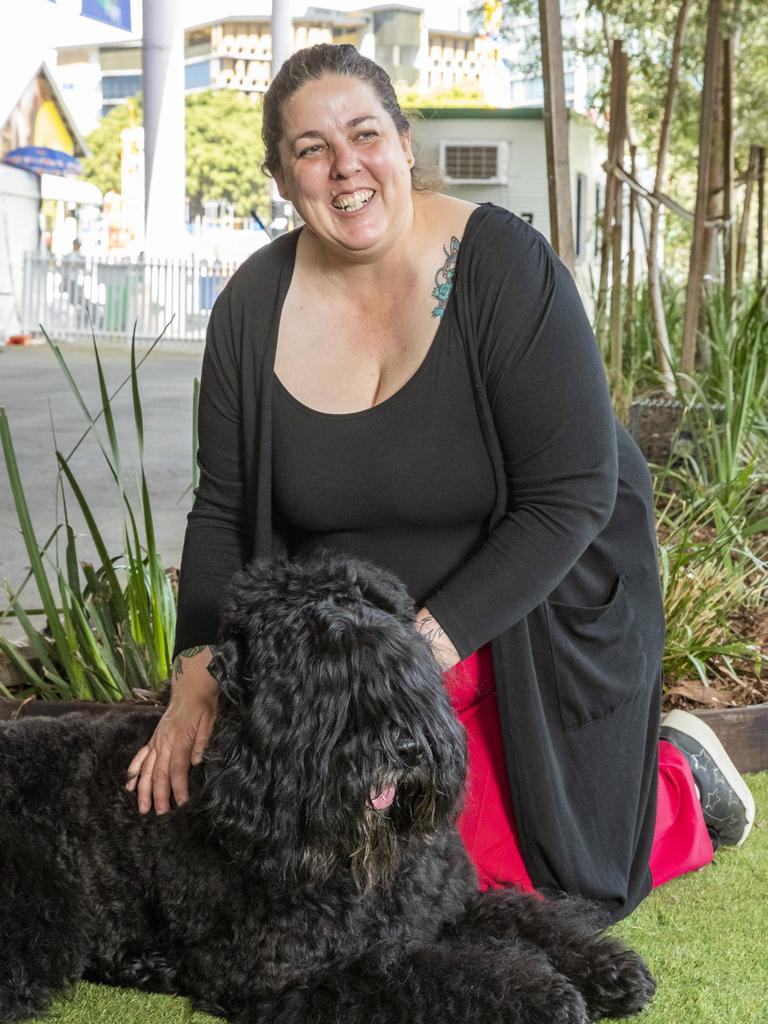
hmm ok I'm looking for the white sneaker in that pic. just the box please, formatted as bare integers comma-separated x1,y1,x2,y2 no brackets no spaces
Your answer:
660,709,756,847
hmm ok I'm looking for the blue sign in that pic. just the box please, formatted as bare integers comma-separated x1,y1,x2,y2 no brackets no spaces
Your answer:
3,147,83,177
80,0,132,31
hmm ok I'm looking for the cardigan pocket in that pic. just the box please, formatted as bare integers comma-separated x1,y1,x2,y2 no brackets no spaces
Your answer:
545,576,647,730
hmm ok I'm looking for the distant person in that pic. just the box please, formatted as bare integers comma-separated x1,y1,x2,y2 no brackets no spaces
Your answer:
127,44,754,923
64,238,85,308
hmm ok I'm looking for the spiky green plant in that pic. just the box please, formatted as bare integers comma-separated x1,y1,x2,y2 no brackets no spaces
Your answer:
0,329,184,701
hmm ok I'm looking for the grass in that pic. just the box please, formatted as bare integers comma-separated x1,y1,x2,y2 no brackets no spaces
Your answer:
19,772,768,1024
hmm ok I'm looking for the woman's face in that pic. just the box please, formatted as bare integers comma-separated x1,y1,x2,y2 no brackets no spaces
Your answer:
273,74,414,258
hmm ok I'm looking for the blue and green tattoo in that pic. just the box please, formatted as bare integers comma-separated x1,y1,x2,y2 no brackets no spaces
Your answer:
431,236,460,318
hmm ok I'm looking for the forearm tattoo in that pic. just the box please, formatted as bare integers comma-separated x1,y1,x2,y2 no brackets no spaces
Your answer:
172,645,207,678
416,615,447,646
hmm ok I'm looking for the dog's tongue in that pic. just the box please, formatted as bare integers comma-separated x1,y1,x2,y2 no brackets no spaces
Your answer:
370,785,396,811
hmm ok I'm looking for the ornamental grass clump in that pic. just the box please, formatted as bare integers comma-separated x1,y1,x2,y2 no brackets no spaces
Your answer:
656,474,765,692
0,328,184,702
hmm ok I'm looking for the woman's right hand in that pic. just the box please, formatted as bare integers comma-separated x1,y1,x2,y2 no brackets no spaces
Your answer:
126,646,219,814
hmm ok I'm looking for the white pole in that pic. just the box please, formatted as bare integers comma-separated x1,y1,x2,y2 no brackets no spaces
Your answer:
142,0,187,256
270,0,293,228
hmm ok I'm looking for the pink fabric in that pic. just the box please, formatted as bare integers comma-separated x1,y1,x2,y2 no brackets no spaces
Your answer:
444,646,715,894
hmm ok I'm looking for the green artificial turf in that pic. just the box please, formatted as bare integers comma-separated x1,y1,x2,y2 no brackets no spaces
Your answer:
22,772,768,1024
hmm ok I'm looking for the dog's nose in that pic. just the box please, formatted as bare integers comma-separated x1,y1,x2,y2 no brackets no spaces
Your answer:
397,739,421,765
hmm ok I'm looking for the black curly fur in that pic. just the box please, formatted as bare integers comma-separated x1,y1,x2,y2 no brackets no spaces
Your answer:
0,552,655,1023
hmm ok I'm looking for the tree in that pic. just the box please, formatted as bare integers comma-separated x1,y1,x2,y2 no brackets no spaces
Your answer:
81,99,139,197
486,0,768,229
185,90,269,219
81,90,271,220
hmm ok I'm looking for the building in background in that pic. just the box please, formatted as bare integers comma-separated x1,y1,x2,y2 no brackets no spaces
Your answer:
501,0,601,115
411,105,604,299
53,3,510,134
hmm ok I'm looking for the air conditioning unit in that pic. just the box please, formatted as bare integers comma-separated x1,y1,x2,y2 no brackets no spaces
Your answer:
439,140,509,185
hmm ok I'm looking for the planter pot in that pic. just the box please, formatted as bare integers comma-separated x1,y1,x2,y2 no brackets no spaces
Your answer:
628,397,725,466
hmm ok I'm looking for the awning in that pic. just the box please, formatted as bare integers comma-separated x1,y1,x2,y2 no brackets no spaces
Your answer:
40,173,103,206
3,146,82,176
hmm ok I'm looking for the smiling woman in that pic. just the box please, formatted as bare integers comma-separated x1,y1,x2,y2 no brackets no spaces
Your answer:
126,43,756,927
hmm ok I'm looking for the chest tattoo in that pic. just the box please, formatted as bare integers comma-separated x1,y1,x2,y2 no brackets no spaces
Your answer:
431,236,461,318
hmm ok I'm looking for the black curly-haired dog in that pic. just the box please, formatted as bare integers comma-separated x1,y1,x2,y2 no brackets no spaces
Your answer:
0,553,655,1023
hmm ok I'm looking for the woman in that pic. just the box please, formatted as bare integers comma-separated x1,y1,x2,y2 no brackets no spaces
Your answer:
127,44,753,923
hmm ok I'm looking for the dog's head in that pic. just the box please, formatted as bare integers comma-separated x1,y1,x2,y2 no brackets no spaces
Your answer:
193,551,467,890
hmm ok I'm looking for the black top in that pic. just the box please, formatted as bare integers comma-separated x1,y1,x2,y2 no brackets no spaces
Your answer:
271,306,496,607
175,204,664,922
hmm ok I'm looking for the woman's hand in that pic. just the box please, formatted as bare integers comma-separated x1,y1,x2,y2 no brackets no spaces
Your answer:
126,646,218,814
415,608,460,672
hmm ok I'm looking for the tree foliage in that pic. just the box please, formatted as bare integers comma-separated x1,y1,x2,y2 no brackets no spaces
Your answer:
81,90,270,219
487,1,768,199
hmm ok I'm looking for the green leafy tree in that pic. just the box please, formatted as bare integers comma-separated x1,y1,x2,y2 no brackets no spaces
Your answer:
81,98,141,197
81,90,270,220
185,90,269,219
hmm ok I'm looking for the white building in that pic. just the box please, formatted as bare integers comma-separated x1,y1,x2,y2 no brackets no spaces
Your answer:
412,106,605,295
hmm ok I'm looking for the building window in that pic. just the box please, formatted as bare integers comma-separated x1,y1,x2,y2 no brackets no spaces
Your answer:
185,60,212,89
101,73,141,100
520,77,544,102
575,172,587,260
440,142,508,184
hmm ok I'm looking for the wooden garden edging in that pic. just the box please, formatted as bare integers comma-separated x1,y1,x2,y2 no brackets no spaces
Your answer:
688,705,768,776
1,698,766,775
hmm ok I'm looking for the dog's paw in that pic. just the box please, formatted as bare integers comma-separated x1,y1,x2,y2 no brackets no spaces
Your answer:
582,945,656,1019
514,973,589,1024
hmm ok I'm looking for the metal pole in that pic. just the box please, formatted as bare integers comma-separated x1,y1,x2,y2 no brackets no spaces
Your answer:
143,0,187,257
271,0,294,228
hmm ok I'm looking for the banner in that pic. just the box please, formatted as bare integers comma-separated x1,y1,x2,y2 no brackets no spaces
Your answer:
4,147,82,176
1,71,79,176
80,0,132,31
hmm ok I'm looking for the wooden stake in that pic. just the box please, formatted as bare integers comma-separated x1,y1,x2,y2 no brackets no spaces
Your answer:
625,143,637,353
609,50,628,391
758,146,766,287
597,40,624,343
736,145,759,286
681,0,721,380
722,36,734,303
647,0,690,394
539,0,575,273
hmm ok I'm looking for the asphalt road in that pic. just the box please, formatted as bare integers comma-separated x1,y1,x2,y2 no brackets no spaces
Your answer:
0,341,204,641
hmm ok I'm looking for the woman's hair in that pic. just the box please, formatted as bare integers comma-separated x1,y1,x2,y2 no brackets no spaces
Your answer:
261,43,439,190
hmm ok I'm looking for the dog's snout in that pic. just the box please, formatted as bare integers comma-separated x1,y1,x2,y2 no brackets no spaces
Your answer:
397,738,421,765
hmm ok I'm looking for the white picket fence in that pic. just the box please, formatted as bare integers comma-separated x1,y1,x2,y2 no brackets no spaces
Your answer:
21,253,239,347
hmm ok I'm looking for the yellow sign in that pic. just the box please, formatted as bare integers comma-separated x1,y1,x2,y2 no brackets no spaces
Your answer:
1,73,75,161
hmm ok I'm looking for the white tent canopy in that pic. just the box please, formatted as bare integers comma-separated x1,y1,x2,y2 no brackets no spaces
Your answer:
40,173,101,206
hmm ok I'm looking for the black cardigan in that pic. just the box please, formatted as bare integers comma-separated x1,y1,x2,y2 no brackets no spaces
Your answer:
175,204,664,922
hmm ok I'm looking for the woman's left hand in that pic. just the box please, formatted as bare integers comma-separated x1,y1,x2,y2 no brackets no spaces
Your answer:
415,607,460,671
